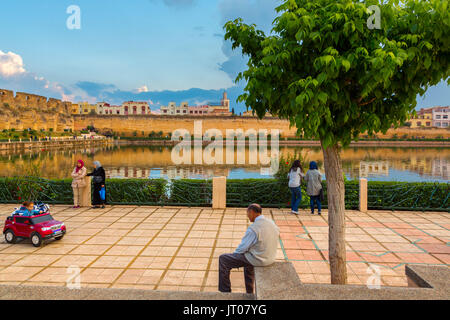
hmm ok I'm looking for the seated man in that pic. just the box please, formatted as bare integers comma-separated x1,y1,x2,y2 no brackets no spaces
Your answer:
218,203,280,294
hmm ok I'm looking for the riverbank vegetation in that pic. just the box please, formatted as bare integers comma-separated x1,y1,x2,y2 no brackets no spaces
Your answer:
0,128,75,141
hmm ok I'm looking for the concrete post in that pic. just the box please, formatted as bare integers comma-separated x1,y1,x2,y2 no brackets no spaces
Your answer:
212,176,227,209
80,177,91,207
359,178,368,213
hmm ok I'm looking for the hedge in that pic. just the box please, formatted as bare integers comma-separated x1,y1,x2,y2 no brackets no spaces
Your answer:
106,178,167,204
168,179,212,206
367,181,449,211
226,179,360,209
0,177,447,211
0,177,168,205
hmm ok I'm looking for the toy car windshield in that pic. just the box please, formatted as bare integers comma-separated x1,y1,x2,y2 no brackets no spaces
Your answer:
30,214,54,224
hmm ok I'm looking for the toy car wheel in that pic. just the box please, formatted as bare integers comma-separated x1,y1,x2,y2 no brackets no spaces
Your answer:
55,235,64,241
4,230,16,244
31,233,43,247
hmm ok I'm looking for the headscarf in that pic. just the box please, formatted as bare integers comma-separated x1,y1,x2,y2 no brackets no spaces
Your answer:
93,161,102,168
75,159,84,173
309,161,318,170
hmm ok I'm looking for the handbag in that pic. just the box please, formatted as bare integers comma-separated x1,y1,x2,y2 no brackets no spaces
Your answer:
93,176,103,184
319,188,324,202
99,187,106,201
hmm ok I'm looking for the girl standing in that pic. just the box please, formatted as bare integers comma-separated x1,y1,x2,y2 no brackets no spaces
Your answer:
288,160,305,215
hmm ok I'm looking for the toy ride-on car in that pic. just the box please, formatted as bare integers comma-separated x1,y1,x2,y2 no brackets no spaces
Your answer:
3,213,66,247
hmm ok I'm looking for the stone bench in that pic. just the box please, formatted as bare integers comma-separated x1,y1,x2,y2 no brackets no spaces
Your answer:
254,262,449,300
0,285,254,300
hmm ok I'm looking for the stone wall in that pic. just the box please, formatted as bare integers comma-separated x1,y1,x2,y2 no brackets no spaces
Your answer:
73,114,450,139
73,114,299,137
0,89,73,131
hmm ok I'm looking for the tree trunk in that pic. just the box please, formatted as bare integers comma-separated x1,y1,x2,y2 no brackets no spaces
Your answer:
321,142,347,284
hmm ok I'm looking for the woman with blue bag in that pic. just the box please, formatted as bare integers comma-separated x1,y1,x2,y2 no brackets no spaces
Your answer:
87,161,106,209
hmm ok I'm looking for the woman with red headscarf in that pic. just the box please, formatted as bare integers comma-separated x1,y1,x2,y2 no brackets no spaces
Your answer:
71,159,87,208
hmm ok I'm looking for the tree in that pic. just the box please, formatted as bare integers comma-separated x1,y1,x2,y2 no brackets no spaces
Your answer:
224,0,449,284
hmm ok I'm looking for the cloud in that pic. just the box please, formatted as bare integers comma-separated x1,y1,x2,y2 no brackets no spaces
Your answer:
217,0,280,82
163,0,195,7
0,49,84,102
0,50,26,77
136,85,149,93
149,0,196,8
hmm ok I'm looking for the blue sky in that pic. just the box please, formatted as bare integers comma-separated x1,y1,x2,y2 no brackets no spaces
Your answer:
0,0,448,112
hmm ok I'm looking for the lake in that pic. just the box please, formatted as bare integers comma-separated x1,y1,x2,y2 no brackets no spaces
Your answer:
0,144,448,182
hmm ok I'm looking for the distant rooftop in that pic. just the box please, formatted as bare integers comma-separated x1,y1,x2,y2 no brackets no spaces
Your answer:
207,102,222,106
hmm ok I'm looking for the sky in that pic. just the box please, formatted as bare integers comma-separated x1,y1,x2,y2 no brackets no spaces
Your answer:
0,0,448,113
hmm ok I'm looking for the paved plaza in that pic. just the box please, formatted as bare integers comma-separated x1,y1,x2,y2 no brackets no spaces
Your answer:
0,205,448,293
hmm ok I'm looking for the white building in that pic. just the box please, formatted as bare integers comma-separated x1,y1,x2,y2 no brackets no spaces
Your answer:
96,102,110,115
160,92,231,116
122,101,150,115
160,101,189,115
103,105,122,115
432,106,449,128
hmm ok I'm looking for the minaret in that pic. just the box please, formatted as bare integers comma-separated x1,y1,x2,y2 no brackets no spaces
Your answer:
222,91,230,110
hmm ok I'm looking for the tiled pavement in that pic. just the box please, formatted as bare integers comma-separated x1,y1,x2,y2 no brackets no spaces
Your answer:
0,205,448,293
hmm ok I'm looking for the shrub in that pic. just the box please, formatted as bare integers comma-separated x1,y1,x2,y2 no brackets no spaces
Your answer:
367,181,449,211
0,177,446,211
169,179,212,206
106,179,167,204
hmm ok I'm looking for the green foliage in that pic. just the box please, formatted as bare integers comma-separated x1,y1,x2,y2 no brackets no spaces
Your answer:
0,177,446,211
0,178,168,205
106,179,168,204
226,178,305,207
367,181,449,210
0,177,73,204
274,150,310,182
169,179,212,206
224,0,449,148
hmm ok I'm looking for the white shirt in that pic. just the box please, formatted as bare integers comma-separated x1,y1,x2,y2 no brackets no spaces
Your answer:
234,215,264,254
288,168,304,188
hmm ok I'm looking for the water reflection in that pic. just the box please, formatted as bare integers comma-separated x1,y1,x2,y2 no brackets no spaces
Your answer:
359,161,390,178
0,144,448,182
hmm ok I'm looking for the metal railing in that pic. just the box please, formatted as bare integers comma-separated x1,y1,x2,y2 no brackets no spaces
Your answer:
367,182,449,212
